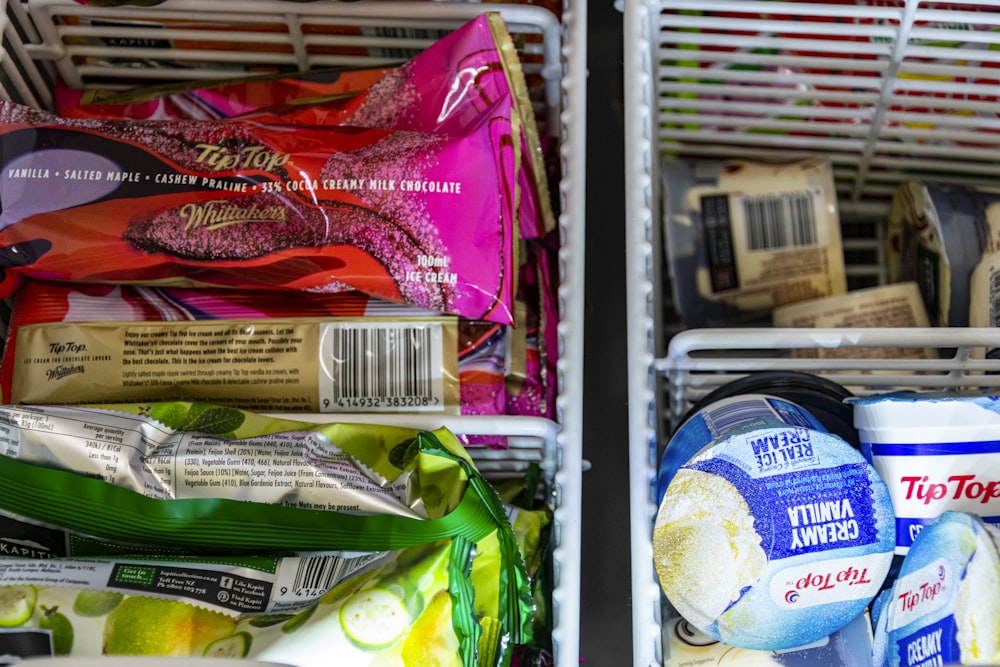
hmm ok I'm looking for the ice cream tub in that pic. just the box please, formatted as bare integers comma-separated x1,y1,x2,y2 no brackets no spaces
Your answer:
870,511,1000,667
850,390,1000,553
662,608,873,667
654,394,896,650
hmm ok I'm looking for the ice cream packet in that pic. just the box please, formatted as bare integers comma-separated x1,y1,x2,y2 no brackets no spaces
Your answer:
870,511,1000,667
0,279,507,418
505,236,557,420
0,402,533,665
56,67,389,121
58,13,555,242
0,92,516,323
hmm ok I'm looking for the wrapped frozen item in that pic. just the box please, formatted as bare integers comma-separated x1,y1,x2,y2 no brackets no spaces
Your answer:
968,201,1000,358
887,181,1000,327
505,235,557,420
871,511,1000,667
1,15,536,325
57,13,555,242
57,67,390,121
772,283,937,367
0,402,533,665
654,393,895,650
0,99,516,323
850,390,1000,553
661,157,847,328
0,279,511,417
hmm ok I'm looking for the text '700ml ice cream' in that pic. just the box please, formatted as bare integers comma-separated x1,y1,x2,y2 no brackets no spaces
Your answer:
654,394,896,650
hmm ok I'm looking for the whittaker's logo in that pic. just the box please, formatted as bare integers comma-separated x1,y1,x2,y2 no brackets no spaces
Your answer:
46,364,84,381
180,200,287,232
194,143,291,172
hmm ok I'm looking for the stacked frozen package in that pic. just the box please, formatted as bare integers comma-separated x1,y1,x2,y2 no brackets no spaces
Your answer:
0,11,560,666
0,403,540,664
652,373,1000,666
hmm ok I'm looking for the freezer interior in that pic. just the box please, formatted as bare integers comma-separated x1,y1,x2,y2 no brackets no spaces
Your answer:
0,0,587,665
625,1,1000,665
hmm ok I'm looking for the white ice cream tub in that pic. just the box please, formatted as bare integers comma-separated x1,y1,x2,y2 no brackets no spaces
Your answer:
850,391,1000,554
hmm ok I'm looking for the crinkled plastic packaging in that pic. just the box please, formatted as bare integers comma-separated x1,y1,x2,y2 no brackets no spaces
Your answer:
57,13,555,242
50,13,559,419
0,402,533,665
0,100,516,322
871,511,1000,667
56,67,390,122
0,18,529,324
0,279,510,417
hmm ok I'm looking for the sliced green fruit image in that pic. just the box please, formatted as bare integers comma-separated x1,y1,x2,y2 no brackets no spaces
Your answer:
339,588,410,650
320,565,383,607
400,589,460,667
0,585,36,627
282,604,316,634
39,606,74,655
247,613,294,628
203,631,251,658
73,590,124,617
103,596,236,656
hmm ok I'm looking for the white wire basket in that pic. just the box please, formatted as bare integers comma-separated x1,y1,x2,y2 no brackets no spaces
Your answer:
625,1,1000,665
1,1,587,665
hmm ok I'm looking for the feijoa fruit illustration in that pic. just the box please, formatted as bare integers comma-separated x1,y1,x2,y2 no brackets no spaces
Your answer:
72,590,123,617
203,631,251,658
0,585,36,627
103,596,236,656
39,605,74,655
339,588,409,650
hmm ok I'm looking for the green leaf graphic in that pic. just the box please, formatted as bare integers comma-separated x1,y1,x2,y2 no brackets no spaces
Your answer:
147,403,190,429
184,405,246,434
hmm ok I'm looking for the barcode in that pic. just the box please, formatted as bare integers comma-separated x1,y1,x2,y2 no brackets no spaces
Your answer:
321,322,445,412
741,191,818,251
703,399,775,435
990,269,1000,328
292,556,351,593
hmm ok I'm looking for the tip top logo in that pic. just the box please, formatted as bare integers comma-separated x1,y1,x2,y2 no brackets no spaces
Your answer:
898,573,946,615
194,143,290,173
784,590,800,604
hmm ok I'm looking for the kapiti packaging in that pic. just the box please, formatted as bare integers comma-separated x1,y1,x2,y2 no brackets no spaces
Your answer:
887,181,999,328
661,157,847,328
850,390,1000,554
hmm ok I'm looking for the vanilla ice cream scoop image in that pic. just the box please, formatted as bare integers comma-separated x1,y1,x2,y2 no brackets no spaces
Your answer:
954,525,1000,663
654,468,768,630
